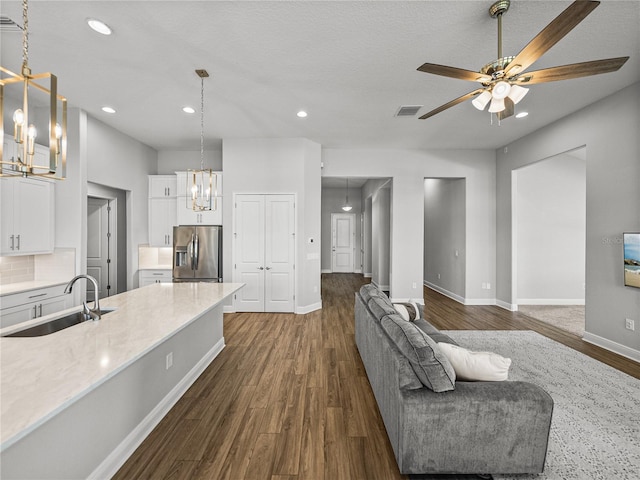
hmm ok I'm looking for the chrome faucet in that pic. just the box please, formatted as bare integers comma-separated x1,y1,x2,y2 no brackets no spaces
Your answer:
64,274,102,321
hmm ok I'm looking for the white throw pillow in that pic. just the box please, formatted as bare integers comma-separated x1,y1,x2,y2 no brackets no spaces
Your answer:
437,342,511,381
393,301,422,321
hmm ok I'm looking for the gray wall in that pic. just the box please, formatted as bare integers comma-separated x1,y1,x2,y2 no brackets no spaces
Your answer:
320,186,363,272
222,138,322,313
515,150,586,304
322,149,495,303
496,82,639,358
423,178,466,301
156,149,222,174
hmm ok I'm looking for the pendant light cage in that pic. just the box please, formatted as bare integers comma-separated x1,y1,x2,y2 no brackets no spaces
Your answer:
187,69,218,211
0,0,67,179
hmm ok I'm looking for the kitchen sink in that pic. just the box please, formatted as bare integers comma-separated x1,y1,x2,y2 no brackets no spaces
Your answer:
3,308,116,338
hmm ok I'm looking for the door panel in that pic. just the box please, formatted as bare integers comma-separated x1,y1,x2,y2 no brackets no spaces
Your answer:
87,198,110,300
331,213,355,273
235,195,266,312
265,195,295,312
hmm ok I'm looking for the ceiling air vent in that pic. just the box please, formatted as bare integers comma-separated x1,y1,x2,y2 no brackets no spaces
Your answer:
395,105,423,117
0,16,23,32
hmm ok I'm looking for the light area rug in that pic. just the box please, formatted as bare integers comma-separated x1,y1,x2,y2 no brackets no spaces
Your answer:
443,330,640,480
518,305,585,337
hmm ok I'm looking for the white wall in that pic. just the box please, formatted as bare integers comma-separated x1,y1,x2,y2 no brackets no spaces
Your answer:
222,138,322,313
86,117,157,290
423,178,466,301
496,82,640,359
515,151,586,304
156,149,222,174
320,186,362,272
372,185,391,290
322,149,496,303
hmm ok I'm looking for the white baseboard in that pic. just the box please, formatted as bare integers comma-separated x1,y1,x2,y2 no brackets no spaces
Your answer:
223,305,235,313
496,299,517,311
464,298,497,306
424,281,465,305
90,337,226,480
582,332,640,363
517,299,585,305
296,301,322,314
321,269,332,274
363,273,372,278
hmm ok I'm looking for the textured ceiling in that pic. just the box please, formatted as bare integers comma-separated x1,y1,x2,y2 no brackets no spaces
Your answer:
1,1,638,153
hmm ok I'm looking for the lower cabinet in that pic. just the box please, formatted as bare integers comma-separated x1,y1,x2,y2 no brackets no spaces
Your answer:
139,269,172,287
0,284,70,329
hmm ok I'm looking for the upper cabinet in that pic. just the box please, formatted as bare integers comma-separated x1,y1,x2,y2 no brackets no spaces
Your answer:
148,176,177,247
149,175,177,198
0,176,54,256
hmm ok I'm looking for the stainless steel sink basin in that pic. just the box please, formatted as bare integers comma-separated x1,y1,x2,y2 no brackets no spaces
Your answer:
3,308,116,337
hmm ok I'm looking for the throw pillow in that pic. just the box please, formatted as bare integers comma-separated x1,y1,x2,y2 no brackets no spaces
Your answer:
393,301,422,321
381,314,456,392
437,342,512,381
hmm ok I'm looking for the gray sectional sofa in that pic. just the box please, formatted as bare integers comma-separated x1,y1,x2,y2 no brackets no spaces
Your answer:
354,284,553,475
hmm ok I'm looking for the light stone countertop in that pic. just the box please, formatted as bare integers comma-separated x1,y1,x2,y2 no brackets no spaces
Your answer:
0,282,243,450
0,280,68,297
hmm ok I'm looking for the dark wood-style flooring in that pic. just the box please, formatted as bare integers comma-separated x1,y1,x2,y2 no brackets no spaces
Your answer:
114,274,639,480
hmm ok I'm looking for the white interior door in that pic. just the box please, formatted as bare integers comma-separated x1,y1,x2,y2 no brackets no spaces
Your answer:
87,197,111,301
265,195,295,312
235,195,266,312
234,194,295,312
331,213,355,272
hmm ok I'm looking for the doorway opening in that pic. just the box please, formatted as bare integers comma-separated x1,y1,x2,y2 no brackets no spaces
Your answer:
87,183,128,302
512,146,586,337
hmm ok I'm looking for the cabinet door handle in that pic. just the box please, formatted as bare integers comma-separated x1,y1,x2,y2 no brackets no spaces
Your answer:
16,234,20,250
10,235,14,250
33,305,38,318
167,187,171,196
38,304,43,317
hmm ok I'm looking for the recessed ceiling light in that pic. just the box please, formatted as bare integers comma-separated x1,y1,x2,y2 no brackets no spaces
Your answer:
101,106,116,114
516,111,529,118
87,18,112,35
297,111,308,118
182,106,196,114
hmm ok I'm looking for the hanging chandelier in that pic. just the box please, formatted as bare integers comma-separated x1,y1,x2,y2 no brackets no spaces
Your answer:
187,69,218,211
0,0,67,179
342,178,352,212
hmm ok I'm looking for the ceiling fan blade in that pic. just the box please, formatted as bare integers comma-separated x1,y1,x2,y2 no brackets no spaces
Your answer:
419,88,485,119
497,98,515,121
513,57,629,85
504,1,600,77
417,63,491,83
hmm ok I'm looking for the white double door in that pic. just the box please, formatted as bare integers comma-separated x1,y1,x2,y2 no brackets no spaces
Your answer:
234,194,295,312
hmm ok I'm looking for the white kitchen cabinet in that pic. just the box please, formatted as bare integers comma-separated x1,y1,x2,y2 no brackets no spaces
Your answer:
149,197,177,246
176,196,222,226
149,175,177,198
148,175,177,247
0,176,54,256
0,284,70,329
139,269,172,287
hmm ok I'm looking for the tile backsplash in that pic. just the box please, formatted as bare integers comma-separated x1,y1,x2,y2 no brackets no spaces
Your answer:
0,256,35,285
0,249,76,286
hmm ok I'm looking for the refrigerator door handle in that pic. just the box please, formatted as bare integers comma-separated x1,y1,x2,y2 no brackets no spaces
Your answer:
193,233,200,270
188,234,195,270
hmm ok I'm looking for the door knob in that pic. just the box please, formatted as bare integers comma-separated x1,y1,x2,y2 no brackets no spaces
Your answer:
258,266,264,270
265,267,272,270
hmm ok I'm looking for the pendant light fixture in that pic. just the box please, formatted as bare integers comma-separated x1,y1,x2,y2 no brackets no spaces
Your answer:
342,178,352,212
0,0,67,179
187,69,218,211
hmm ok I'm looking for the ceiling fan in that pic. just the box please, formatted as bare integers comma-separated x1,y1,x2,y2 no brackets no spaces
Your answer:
417,0,629,120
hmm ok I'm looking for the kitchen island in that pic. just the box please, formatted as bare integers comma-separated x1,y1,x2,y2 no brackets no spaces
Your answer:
0,281,243,479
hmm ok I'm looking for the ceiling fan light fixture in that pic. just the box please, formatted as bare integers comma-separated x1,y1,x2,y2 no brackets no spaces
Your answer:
488,97,505,113
491,81,511,100
472,90,492,110
507,84,529,104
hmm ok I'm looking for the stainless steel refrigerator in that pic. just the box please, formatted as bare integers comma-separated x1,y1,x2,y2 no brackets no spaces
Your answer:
173,226,222,282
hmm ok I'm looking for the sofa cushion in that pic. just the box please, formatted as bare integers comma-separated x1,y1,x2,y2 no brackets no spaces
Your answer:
413,318,458,345
380,314,456,392
438,342,512,381
368,297,397,319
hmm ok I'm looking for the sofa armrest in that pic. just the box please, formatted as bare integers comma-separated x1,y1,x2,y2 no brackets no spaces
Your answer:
397,380,553,474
